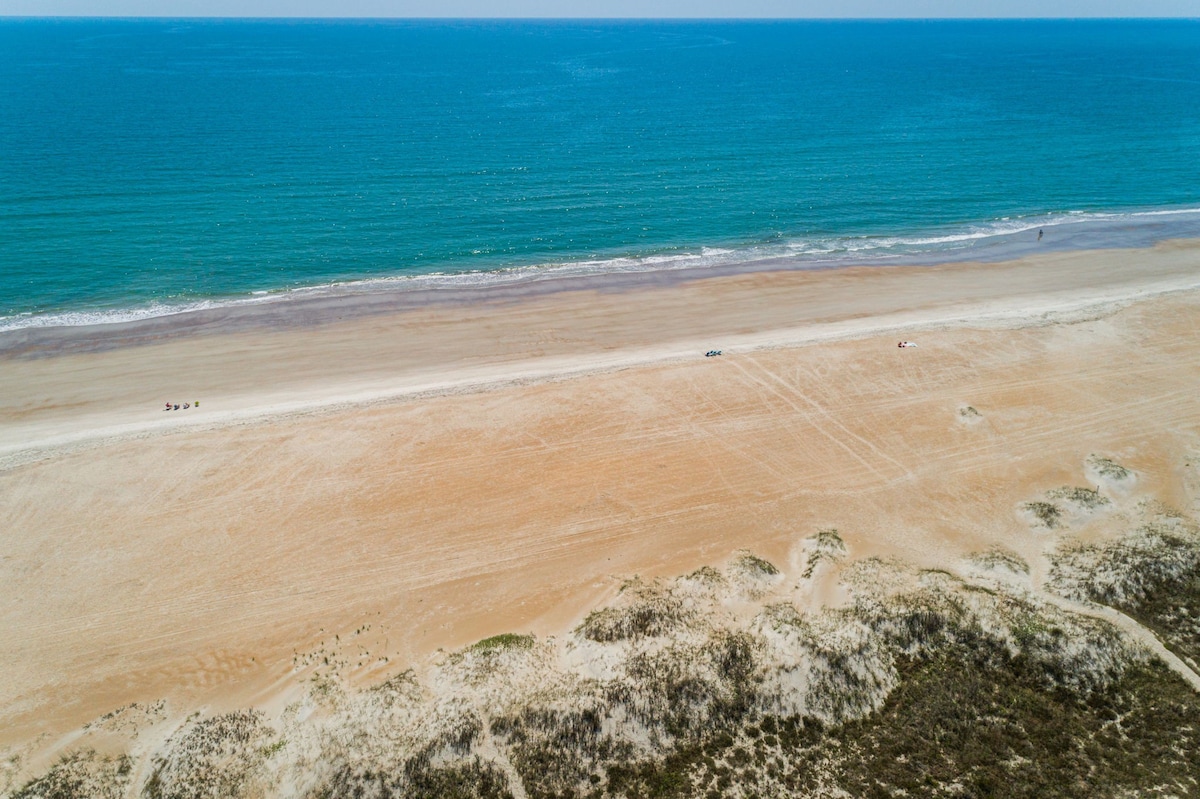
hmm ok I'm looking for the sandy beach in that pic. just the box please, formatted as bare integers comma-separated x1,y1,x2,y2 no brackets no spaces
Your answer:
3,241,1200,767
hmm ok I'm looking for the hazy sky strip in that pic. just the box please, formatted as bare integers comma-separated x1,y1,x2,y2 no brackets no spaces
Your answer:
2,1,1199,17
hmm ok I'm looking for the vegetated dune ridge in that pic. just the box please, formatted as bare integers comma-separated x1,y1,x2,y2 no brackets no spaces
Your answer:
2,242,1200,796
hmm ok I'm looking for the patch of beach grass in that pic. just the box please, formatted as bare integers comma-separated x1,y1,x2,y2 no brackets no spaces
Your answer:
471,633,536,654
724,552,784,600
1051,523,1200,666
1022,501,1063,529
681,565,725,588
491,700,628,797
968,548,1030,575
776,656,1200,799
1021,486,1112,533
576,579,691,643
1087,454,1133,482
801,529,847,579
10,750,131,799
623,655,1200,799
143,710,273,799
313,754,511,799
729,554,777,573
1047,485,1111,511
730,551,779,577
583,581,1192,799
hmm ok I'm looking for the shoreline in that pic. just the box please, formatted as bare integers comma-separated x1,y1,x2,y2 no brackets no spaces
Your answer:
4,239,1200,467
6,205,1200,348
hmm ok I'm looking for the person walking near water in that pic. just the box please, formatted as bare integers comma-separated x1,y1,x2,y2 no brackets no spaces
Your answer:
1038,229,1043,241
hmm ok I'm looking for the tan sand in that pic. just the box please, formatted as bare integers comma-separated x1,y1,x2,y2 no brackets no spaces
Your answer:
3,241,1200,756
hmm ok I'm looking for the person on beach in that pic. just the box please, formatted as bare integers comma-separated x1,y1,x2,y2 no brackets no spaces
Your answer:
1038,229,1043,240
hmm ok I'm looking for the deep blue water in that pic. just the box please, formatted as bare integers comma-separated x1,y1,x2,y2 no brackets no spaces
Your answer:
2,18,1200,328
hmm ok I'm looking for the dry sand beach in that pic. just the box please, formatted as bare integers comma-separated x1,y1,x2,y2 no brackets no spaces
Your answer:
4,242,1200,794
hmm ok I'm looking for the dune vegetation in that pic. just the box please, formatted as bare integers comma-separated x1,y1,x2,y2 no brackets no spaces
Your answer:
12,512,1200,799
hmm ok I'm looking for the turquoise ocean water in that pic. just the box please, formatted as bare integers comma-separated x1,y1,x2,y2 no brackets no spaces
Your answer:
2,19,1200,330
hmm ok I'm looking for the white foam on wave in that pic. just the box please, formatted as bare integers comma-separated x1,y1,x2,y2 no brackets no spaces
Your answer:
4,205,1199,333
0,293,284,333
783,206,1200,257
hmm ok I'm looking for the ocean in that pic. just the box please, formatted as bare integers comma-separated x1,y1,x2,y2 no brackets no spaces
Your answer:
2,18,1200,331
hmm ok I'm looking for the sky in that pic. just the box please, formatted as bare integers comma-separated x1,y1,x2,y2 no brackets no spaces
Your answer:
1,1,1198,17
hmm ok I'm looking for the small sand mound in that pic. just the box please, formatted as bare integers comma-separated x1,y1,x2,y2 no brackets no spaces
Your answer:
958,405,984,424
801,529,848,579
1022,486,1112,531
1021,500,1064,530
575,579,692,643
144,710,274,799
967,548,1030,578
676,565,727,598
82,700,169,736
1047,486,1111,512
1086,455,1136,491
726,551,784,598
9,750,132,799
